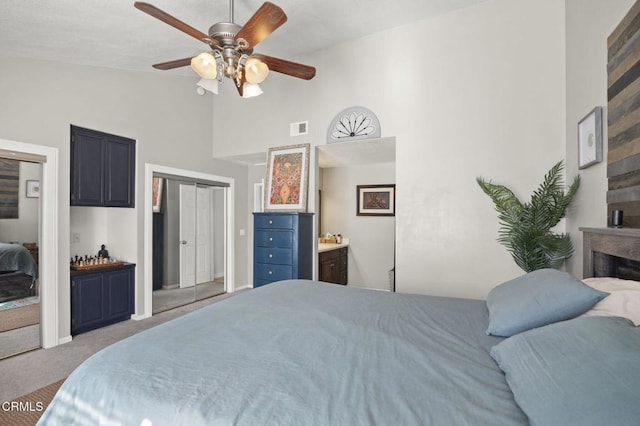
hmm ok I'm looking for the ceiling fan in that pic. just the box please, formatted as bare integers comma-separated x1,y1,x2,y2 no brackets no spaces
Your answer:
134,1,316,97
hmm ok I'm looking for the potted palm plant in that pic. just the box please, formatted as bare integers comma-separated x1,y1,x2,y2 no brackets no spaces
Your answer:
477,161,580,272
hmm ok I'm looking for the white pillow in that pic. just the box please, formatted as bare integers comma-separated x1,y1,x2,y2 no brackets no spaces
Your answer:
581,277,640,325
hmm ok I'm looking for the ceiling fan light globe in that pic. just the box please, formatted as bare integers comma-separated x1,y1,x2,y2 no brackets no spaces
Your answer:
191,52,217,79
196,78,219,95
245,58,269,84
242,82,263,98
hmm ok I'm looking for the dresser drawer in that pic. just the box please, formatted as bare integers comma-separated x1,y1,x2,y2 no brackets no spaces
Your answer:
255,263,293,281
254,214,294,229
255,247,293,265
255,230,293,248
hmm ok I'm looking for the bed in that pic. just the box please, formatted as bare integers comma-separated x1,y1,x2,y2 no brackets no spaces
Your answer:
39,262,640,425
0,243,38,304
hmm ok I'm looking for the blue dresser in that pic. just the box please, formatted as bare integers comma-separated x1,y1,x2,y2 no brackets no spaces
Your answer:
253,212,314,287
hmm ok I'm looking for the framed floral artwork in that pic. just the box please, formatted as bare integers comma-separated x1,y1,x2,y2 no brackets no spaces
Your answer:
264,143,310,212
357,184,395,216
152,177,163,213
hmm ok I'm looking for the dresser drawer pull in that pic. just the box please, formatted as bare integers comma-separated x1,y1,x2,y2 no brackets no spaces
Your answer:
269,237,273,242
269,220,273,224
269,254,273,258
268,270,273,275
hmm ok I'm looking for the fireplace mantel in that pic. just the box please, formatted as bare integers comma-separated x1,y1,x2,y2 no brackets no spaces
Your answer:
580,227,640,278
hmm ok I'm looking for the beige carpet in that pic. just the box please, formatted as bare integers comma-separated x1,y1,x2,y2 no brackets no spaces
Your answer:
0,379,64,425
0,289,240,402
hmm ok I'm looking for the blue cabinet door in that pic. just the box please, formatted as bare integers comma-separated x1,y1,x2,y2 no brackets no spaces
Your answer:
71,127,104,206
104,137,135,207
71,273,106,334
71,125,135,207
104,268,134,320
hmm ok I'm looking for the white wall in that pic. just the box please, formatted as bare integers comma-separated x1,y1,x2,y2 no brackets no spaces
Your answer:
246,163,268,287
564,0,635,278
214,0,567,299
321,163,395,290
0,161,40,244
69,207,108,258
0,56,249,342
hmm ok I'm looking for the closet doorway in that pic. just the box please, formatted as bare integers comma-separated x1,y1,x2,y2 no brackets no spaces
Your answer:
147,167,233,315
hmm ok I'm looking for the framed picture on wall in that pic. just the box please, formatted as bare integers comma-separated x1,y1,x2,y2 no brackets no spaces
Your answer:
578,106,603,169
357,184,395,216
26,180,40,198
264,143,310,212
152,177,163,213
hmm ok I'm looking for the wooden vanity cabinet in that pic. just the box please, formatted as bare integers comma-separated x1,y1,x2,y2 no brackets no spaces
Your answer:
319,247,348,285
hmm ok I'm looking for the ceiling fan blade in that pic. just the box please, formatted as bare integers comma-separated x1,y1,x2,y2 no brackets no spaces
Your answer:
235,2,287,49
152,57,193,70
253,54,316,80
134,2,214,45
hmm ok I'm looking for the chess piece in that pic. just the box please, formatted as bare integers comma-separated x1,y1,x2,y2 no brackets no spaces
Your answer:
98,244,109,258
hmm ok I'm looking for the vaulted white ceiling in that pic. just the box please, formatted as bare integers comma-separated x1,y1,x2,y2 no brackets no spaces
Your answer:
0,0,488,76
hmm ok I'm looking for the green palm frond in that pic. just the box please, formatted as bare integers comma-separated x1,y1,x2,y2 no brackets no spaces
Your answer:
477,160,580,272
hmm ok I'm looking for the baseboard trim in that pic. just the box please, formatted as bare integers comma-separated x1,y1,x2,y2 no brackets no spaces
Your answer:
131,313,150,321
234,284,252,292
58,335,72,345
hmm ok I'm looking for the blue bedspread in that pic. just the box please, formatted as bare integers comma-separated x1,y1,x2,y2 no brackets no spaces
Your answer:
39,280,526,425
0,243,37,279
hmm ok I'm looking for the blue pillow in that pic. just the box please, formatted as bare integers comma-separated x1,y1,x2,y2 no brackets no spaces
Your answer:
485,268,607,337
491,316,640,426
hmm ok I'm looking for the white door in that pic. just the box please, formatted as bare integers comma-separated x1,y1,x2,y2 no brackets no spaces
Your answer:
179,184,196,288
195,186,212,283
179,184,212,288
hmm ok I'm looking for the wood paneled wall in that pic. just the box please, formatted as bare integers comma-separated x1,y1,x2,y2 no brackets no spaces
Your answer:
608,1,640,227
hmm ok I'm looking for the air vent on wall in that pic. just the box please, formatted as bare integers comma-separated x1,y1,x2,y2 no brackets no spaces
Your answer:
290,121,308,136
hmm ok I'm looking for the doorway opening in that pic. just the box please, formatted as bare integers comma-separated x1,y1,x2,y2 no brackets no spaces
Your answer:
316,137,396,292
152,177,227,313
143,164,235,318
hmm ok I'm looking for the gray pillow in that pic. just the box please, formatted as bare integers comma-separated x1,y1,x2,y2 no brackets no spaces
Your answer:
485,268,607,336
491,316,640,426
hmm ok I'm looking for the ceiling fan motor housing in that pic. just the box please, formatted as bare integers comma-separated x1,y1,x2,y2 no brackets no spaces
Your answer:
208,22,242,47
208,22,254,79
